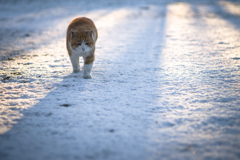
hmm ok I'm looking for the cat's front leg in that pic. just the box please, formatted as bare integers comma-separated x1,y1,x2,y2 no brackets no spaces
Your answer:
83,63,93,79
83,54,94,79
69,54,80,73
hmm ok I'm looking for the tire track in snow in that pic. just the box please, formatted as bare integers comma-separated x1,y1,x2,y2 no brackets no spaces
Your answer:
148,3,240,160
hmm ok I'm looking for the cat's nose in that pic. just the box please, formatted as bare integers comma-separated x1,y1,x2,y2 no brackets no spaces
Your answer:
82,48,85,51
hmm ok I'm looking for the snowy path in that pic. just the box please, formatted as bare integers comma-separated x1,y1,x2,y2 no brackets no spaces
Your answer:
1,1,240,160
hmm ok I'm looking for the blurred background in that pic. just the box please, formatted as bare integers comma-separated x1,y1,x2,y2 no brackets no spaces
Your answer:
0,0,239,61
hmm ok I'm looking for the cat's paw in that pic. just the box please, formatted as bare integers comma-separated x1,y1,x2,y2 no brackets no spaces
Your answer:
83,75,92,79
73,69,80,73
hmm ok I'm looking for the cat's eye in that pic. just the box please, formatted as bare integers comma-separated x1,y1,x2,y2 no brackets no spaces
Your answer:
77,43,81,45
86,43,90,45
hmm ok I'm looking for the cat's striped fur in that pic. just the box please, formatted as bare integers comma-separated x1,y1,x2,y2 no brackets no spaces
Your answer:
66,17,98,79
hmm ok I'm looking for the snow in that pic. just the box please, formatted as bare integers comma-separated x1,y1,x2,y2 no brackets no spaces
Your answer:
0,0,240,160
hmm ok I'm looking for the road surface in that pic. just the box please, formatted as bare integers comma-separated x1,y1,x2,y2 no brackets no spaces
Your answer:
0,0,240,160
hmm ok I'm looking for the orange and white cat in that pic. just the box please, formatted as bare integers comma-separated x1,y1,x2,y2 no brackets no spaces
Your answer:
66,17,98,79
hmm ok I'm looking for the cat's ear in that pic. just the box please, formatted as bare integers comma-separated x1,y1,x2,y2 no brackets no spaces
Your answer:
70,29,77,39
87,29,93,38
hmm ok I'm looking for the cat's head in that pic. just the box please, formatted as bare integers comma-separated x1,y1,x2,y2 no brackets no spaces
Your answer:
69,29,95,52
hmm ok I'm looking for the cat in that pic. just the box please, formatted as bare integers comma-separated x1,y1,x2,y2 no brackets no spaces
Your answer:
66,17,98,79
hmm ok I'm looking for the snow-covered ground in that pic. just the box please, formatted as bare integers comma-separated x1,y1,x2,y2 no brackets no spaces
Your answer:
0,0,240,159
